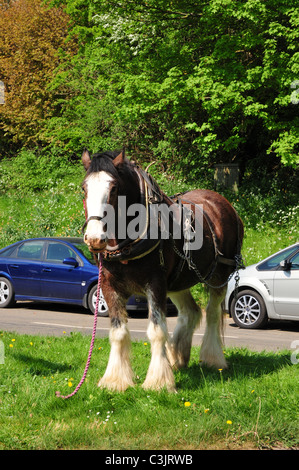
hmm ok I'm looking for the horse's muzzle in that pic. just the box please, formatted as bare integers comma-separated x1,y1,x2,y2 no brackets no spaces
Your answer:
84,233,108,253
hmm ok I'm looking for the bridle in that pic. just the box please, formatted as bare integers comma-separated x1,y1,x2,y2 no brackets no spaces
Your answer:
82,165,164,261
81,215,103,234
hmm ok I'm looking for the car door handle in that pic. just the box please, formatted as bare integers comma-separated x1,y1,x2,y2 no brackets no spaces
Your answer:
42,268,51,272
10,264,19,269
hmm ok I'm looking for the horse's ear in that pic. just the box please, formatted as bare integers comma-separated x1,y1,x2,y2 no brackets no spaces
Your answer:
82,148,91,171
113,149,125,167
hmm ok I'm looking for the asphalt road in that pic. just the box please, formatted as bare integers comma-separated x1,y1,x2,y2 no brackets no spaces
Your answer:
1,301,298,352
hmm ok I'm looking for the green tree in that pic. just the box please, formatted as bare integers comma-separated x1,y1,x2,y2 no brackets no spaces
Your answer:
0,0,76,151
48,0,299,173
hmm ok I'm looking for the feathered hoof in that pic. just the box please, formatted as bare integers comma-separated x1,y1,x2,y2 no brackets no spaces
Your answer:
98,376,134,392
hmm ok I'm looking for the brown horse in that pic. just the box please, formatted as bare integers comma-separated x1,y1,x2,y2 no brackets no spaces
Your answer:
82,149,244,392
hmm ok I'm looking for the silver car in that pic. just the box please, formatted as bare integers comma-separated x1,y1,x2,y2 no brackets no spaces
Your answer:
225,243,299,328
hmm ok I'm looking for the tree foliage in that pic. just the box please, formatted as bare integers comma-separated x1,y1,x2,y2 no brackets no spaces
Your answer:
0,0,76,149
47,0,299,175
0,0,298,176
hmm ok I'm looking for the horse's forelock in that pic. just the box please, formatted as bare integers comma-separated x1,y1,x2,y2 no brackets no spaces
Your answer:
87,151,121,180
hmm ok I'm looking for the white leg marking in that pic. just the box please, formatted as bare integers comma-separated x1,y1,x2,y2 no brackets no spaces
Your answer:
167,289,202,368
98,323,134,391
142,319,176,392
200,288,227,369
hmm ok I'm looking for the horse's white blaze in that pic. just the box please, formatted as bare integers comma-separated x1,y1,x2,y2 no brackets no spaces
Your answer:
85,171,113,242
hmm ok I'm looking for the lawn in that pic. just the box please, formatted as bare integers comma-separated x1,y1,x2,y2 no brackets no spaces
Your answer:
0,331,298,450
0,153,298,450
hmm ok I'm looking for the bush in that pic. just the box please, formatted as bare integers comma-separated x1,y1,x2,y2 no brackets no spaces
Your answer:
0,148,82,193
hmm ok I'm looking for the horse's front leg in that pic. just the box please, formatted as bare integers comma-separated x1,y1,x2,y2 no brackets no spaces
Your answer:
98,291,134,392
142,289,176,392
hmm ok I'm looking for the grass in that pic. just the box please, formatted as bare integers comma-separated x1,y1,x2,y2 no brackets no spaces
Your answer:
0,331,298,450
0,152,298,449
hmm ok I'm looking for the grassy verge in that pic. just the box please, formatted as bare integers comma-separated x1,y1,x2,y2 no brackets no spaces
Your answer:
0,331,298,450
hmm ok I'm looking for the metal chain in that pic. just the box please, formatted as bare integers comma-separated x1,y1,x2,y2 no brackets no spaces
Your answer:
171,236,245,291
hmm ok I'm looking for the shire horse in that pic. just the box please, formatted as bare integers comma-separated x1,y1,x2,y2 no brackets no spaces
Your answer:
82,149,244,392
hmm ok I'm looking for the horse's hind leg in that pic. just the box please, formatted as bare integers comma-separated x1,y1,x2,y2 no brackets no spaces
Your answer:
200,286,227,369
142,289,176,392
167,289,202,369
98,295,134,392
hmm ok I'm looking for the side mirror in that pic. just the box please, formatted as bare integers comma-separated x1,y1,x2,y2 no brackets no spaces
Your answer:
280,259,291,271
63,257,78,267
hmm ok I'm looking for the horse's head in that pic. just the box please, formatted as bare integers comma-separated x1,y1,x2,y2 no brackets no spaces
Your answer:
82,148,139,252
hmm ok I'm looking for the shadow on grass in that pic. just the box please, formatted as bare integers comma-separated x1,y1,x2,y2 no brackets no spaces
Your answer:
12,352,71,376
175,348,292,390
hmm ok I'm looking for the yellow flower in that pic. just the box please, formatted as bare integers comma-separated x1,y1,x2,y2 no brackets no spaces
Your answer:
9,344,13,348
68,381,73,388
12,338,16,342
29,342,33,346
204,408,210,413
184,401,191,407
144,342,148,346
226,420,232,425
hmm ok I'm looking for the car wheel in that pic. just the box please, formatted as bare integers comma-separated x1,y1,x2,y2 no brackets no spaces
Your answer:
88,285,109,317
0,277,15,308
230,289,268,329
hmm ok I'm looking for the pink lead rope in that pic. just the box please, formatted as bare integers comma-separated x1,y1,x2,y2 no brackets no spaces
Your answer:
56,253,103,399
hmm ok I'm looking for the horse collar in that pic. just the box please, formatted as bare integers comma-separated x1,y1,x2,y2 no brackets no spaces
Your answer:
101,166,164,263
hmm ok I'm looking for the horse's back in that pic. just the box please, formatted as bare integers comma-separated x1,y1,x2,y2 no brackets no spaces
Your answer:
179,189,243,256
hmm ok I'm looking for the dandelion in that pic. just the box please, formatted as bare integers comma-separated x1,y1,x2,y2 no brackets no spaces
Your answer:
12,338,16,342
143,342,148,346
184,401,191,407
226,420,232,425
68,381,73,388
204,408,210,413
9,344,13,348
29,342,33,346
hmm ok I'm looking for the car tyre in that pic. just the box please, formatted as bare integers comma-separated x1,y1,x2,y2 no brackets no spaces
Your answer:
0,277,15,308
88,285,109,317
230,289,268,329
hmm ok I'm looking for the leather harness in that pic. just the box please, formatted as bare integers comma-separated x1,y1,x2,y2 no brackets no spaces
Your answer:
82,165,239,281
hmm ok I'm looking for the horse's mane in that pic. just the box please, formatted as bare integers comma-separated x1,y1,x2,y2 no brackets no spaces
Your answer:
87,151,121,180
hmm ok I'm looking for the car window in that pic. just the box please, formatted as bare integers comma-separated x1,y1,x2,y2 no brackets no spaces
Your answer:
290,252,299,270
45,242,78,263
257,246,298,271
72,241,96,265
17,241,44,260
0,245,18,258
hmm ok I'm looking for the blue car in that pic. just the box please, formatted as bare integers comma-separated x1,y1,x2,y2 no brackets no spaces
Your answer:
0,237,110,315
0,237,176,316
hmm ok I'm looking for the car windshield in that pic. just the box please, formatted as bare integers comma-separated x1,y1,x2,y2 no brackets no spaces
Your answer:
258,246,298,270
73,241,96,264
